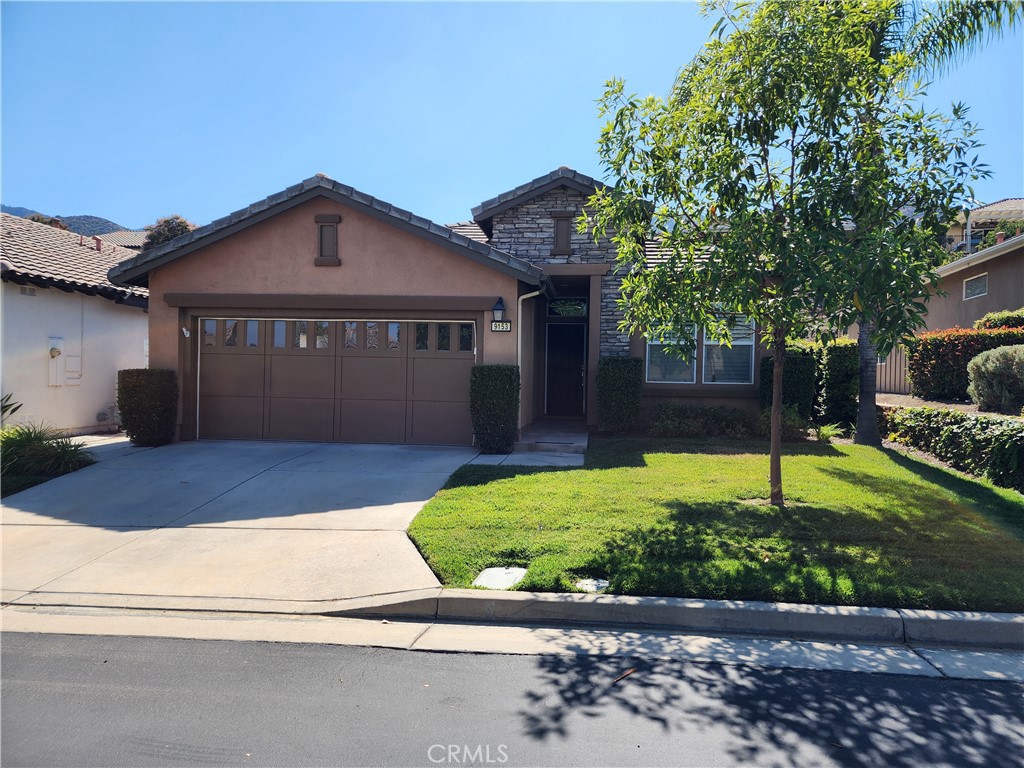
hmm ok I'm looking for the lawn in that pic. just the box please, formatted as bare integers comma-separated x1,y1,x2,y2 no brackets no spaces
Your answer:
408,439,1024,612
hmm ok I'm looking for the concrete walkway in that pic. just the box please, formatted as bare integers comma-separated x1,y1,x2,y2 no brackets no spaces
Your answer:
2,439,477,612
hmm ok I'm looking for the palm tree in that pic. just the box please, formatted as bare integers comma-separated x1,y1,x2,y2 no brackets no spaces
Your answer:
851,0,1022,446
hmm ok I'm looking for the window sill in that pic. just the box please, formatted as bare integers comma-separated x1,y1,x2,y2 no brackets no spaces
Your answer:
313,257,341,267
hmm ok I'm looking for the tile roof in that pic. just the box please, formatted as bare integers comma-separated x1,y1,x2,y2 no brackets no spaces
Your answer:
100,229,147,248
1,213,148,303
471,167,606,223
969,198,1024,221
109,174,548,290
446,221,489,244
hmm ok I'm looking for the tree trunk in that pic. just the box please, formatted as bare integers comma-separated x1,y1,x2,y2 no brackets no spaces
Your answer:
855,319,882,446
769,328,786,506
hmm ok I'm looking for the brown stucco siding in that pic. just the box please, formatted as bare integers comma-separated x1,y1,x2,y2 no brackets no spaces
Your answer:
926,247,1023,330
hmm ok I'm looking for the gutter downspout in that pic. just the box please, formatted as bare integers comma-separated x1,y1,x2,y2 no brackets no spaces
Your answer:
517,289,542,429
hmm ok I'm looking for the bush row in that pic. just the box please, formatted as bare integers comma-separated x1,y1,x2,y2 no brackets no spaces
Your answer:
760,339,858,426
907,328,1024,400
650,403,752,438
974,307,1024,330
880,406,1024,491
469,364,520,453
596,357,643,433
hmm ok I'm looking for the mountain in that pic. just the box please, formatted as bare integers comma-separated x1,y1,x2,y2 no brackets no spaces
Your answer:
1,205,126,236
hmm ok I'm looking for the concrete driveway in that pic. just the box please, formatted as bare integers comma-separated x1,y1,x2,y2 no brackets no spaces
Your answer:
2,440,477,613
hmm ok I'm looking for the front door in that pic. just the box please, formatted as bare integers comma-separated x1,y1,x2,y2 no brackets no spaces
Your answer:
546,324,586,417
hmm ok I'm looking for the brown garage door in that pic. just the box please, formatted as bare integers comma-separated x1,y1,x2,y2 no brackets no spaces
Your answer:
198,319,476,445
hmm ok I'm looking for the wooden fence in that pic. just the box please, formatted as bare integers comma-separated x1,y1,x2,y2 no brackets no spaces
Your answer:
876,346,910,394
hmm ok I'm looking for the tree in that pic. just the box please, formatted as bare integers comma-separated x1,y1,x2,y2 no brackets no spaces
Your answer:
842,0,1022,445
586,0,989,505
143,215,195,250
587,1,882,505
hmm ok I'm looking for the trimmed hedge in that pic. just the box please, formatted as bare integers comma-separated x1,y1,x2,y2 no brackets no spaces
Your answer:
907,328,1024,400
650,403,751,438
759,344,816,419
974,307,1024,330
815,339,859,426
881,406,1024,491
758,339,858,426
597,356,643,433
968,345,1024,414
470,364,520,454
756,405,811,441
117,369,178,447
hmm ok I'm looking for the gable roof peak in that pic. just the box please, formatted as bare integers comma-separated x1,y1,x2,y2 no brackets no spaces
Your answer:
471,167,605,224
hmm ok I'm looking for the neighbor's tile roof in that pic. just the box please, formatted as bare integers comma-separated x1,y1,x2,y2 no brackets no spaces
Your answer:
99,229,147,248
109,174,547,289
446,221,489,244
969,198,1024,221
0,213,148,301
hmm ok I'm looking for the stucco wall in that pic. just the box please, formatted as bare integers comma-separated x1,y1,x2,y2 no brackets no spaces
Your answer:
2,283,148,433
927,248,1023,330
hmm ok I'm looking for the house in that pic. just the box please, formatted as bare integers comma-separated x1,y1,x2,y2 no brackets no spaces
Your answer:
945,198,1024,255
107,169,764,446
1,213,149,433
876,231,1024,394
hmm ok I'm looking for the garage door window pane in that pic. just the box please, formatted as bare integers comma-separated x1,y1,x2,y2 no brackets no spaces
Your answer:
294,321,308,349
388,322,401,350
273,321,286,348
366,322,379,350
315,321,329,349
246,320,259,347
415,323,428,351
459,323,473,352
437,323,451,351
344,322,358,348
224,320,239,347
203,320,216,346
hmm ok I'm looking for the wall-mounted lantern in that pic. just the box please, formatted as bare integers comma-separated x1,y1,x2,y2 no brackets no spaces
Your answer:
490,298,511,333
492,298,506,322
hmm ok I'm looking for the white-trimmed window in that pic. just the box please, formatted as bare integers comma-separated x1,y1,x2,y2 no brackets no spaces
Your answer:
703,315,755,384
646,325,697,383
963,273,988,301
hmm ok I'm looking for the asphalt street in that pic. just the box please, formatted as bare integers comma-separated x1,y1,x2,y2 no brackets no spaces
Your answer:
2,632,1022,768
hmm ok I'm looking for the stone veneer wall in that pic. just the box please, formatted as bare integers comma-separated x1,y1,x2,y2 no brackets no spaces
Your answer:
489,187,630,356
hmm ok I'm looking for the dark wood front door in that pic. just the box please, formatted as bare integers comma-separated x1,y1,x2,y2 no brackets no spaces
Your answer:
546,324,586,417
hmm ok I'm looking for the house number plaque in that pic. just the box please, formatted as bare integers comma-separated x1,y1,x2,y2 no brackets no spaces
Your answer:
490,321,512,332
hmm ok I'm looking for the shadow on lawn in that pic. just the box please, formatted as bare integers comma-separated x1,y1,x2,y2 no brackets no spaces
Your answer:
518,653,1023,767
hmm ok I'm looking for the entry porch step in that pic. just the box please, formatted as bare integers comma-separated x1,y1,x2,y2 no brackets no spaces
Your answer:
514,420,589,454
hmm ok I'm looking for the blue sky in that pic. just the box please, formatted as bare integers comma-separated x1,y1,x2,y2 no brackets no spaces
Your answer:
2,2,1022,230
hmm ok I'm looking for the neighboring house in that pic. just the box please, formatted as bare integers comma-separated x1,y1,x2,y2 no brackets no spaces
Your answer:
100,229,148,251
107,169,764,446
1,213,149,433
945,198,1024,255
876,232,1024,394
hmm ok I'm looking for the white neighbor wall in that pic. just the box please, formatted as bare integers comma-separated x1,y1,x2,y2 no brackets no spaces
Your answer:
2,283,148,434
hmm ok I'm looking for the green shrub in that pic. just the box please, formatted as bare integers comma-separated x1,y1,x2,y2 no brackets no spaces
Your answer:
967,345,1024,414
469,364,520,453
759,344,816,419
596,356,643,433
1,393,22,425
974,308,1024,330
882,406,1024,491
0,424,95,477
117,369,179,447
815,339,859,426
756,405,810,441
650,404,751,438
907,328,1024,400
814,423,845,444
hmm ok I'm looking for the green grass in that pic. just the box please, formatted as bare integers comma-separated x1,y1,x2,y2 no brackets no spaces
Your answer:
408,438,1024,612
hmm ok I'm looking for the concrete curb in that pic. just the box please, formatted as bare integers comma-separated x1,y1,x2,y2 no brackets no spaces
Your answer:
342,589,1024,649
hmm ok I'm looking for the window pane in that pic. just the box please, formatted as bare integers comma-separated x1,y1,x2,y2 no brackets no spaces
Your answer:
647,344,695,383
365,322,379,350
246,320,259,347
319,224,337,259
203,320,216,346
703,344,753,383
224,320,238,347
964,274,987,300
273,321,286,348
458,323,473,352
344,322,358,348
548,298,587,317
415,323,429,351
315,321,329,349
388,322,401,350
437,323,451,351
294,321,308,349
